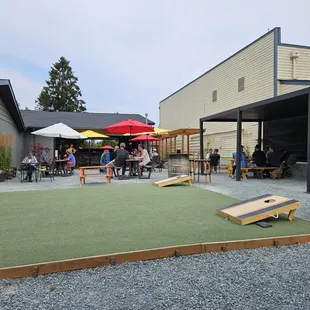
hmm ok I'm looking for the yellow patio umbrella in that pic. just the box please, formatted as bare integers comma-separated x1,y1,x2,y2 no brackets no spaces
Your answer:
123,127,170,136
80,130,110,150
80,130,109,138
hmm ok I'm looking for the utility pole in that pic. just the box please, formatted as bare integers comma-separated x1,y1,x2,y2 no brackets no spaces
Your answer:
145,113,148,124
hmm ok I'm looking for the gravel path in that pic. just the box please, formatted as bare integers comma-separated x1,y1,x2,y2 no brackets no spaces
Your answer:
1,244,310,310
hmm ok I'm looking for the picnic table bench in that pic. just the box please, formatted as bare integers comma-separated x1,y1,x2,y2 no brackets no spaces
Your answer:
79,165,111,187
228,166,279,179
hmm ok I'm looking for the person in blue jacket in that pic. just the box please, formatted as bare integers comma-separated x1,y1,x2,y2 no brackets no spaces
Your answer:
231,145,247,179
100,150,110,173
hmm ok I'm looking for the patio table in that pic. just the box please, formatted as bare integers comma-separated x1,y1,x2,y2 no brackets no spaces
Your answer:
126,158,140,177
55,159,68,175
20,163,40,183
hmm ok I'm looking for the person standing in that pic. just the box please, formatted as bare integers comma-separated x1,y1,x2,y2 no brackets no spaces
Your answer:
231,145,247,179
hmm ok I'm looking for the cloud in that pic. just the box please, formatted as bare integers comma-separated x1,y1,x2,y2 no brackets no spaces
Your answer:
1,0,310,125
0,68,43,109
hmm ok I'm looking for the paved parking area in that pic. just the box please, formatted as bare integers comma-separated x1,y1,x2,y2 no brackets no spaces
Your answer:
1,168,310,219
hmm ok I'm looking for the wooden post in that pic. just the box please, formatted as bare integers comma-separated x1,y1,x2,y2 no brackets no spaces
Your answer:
165,138,168,159
187,135,190,155
174,136,176,153
307,92,310,192
181,134,184,153
236,109,242,181
169,137,172,154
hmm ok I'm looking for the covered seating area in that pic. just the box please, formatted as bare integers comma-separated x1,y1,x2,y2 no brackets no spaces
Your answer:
157,128,206,159
199,87,310,192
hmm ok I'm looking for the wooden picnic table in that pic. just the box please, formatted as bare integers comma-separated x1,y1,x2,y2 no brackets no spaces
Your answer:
126,158,140,177
79,165,111,187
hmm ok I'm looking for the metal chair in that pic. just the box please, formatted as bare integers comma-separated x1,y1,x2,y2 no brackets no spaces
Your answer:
38,161,55,182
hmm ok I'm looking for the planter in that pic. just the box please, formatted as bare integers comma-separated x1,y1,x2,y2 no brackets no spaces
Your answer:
0,171,5,182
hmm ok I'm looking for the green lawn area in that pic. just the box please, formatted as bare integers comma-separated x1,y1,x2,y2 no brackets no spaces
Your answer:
0,184,309,268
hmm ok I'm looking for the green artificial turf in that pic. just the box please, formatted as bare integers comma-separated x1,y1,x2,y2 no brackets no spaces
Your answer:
0,184,309,268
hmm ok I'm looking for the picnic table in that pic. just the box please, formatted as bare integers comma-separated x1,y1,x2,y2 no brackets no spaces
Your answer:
126,158,140,177
79,165,111,187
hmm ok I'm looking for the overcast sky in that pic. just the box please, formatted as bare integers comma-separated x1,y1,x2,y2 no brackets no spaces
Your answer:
1,0,310,125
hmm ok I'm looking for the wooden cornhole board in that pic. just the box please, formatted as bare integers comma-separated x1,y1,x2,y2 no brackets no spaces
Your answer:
152,174,192,188
216,194,300,226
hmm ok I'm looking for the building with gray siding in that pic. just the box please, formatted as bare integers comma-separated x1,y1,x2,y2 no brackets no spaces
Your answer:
0,79,154,168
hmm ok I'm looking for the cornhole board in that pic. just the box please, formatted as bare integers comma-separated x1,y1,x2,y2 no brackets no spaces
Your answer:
152,175,192,188
216,194,300,226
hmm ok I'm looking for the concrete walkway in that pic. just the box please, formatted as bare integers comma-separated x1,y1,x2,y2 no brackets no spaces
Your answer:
1,168,309,220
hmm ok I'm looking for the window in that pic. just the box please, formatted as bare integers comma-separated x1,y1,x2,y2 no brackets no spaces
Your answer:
212,90,217,102
238,77,245,92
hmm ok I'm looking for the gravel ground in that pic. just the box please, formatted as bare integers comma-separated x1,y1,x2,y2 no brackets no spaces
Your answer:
1,244,310,310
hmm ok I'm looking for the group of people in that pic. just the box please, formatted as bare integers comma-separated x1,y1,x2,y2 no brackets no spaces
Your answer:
205,148,221,171
100,143,151,176
21,145,76,182
230,144,282,179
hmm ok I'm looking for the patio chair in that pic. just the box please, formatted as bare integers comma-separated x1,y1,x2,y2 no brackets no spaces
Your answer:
19,164,39,183
38,160,55,182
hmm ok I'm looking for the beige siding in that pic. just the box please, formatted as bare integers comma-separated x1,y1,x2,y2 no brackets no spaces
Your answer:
280,83,310,95
0,97,24,167
278,45,310,80
160,31,275,156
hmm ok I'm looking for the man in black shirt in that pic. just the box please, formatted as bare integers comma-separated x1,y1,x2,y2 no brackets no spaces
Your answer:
209,148,221,172
110,145,119,161
252,145,266,167
114,142,129,175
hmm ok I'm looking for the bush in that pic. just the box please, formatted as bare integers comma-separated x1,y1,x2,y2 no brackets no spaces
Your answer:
0,133,13,170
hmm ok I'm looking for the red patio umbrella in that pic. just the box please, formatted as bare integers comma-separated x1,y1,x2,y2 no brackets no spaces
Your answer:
100,145,114,150
130,134,159,142
105,119,154,135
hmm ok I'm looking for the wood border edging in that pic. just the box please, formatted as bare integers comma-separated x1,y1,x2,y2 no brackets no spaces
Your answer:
1,234,310,279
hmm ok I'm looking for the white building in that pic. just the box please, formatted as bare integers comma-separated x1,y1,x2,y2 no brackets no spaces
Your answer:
159,27,310,158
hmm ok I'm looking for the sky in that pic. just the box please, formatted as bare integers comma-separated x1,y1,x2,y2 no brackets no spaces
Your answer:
1,0,310,126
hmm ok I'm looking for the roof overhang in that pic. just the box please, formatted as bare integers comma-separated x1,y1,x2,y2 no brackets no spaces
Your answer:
0,80,25,131
200,87,310,123
157,128,206,138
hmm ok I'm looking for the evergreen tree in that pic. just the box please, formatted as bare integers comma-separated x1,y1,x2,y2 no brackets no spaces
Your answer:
36,57,86,112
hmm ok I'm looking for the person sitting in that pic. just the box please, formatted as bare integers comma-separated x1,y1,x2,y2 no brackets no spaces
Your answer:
109,146,119,176
231,145,247,179
250,144,266,178
40,147,51,166
114,142,129,176
206,148,213,161
131,148,139,157
67,144,76,154
22,152,38,182
64,149,76,174
266,146,281,167
209,148,220,172
100,149,110,173
252,145,266,167
137,144,151,175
